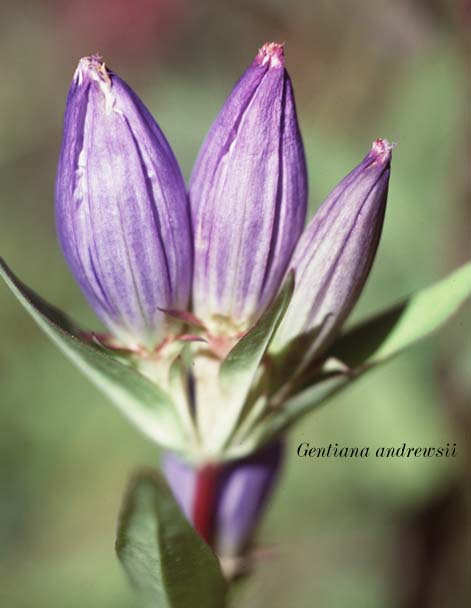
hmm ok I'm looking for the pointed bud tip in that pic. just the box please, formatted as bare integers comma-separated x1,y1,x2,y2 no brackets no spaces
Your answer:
74,54,112,87
254,42,285,69
370,138,395,164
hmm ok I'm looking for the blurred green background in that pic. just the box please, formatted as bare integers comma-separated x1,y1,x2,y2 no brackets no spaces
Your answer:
0,1,469,607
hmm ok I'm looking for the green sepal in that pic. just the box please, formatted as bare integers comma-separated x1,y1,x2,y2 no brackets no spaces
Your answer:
211,273,294,451
220,273,295,386
116,469,227,608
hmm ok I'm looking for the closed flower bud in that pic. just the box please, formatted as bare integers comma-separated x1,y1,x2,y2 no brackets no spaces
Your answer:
162,441,284,558
190,43,307,334
55,55,192,349
214,441,284,558
272,139,392,357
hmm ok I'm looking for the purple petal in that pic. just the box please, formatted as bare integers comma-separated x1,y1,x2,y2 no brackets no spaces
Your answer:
273,139,393,358
161,451,196,521
55,56,192,348
190,43,307,333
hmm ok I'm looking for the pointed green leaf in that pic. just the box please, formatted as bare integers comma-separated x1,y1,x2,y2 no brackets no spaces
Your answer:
0,258,183,449
116,469,227,608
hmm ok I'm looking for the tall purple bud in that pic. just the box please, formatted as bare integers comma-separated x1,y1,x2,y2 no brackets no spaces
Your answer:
190,43,307,334
273,139,392,357
55,55,192,349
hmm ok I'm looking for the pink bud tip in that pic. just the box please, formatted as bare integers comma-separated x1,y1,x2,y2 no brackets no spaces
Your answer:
371,138,395,163
75,54,111,86
254,42,285,68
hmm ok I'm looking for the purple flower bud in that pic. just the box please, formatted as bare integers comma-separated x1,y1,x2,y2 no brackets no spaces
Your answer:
273,139,392,357
190,43,307,333
214,441,284,557
162,441,284,557
55,55,192,349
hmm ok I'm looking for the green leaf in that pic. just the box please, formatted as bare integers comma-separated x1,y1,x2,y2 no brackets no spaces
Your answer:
0,258,183,450
211,274,294,451
234,264,470,455
328,262,471,368
116,469,227,608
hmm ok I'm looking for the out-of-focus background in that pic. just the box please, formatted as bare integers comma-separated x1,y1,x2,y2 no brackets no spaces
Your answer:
0,1,469,607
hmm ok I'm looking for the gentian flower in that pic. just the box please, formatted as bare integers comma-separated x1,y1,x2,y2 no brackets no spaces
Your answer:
53,44,392,563
3,38,469,593
0,34,471,606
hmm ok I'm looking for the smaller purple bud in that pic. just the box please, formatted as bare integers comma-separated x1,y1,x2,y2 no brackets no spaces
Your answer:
162,442,284,558
214,441,284,558
190,43,307,334
273,139,392,358
55,55,192,349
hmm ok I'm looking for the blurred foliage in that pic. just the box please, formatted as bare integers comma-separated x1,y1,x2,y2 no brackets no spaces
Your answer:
0,1,469,607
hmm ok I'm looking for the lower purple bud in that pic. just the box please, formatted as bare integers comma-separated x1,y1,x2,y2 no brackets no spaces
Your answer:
162,441,284,557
